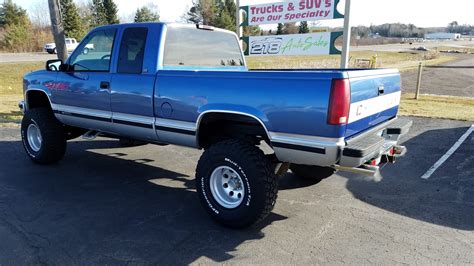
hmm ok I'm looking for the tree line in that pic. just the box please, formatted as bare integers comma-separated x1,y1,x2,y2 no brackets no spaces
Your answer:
447,21,473,35
0,0,159,52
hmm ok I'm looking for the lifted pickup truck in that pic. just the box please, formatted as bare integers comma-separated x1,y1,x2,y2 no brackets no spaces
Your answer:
20,23,411,227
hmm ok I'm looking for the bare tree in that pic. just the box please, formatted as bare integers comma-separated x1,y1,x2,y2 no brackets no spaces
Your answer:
30,1,51,28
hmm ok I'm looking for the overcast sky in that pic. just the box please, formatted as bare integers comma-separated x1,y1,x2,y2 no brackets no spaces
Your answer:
15,0,474,27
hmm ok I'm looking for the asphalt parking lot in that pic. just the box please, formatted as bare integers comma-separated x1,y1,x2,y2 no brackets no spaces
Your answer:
0,117,473,264
401,54,474,97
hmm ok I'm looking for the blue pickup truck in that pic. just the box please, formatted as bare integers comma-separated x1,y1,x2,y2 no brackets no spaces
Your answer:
20,23,411,227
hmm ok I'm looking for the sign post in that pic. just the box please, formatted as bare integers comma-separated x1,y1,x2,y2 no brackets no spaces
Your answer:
340,0,351,68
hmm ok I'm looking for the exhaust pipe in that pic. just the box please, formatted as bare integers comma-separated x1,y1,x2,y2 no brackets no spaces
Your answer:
334,164,380,176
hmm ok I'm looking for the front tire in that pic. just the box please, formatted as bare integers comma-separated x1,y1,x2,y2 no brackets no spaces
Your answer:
21,108,67,164
196,139,278,228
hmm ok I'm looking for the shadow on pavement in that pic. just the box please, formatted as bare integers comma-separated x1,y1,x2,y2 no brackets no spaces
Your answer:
343,126,474,231
0,140,286,265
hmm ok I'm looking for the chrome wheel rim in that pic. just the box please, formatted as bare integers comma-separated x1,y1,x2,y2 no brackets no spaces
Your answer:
27,124,42,152
209,166,245,209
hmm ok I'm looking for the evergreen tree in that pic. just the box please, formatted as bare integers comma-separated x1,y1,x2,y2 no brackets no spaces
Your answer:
184,0,259,35
0,0,32,51
103,0,119,24
90,0,118,26
213,0,235,32
60,0,86,40
90,0,107,27
134,6,160,23
0,0,29,27
185,0,215,25
298,21,309,34
276,23,283,35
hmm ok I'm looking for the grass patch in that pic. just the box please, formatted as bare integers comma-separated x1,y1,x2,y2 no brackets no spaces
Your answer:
247,51,455,71
0,61,43,125
399,93,474,122
0,61,44,95
0,94,23,125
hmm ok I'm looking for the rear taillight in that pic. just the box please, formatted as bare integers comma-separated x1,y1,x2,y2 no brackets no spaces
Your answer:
328,79,350,125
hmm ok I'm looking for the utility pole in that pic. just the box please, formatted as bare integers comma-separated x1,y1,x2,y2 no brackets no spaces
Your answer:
340,0,352,68
236,0,242,48
48,0,68,61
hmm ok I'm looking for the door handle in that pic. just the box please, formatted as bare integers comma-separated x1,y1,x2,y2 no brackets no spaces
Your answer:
100,81,110,90
378,85,385,95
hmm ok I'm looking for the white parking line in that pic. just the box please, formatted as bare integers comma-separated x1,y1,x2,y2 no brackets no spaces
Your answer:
421,125,474,180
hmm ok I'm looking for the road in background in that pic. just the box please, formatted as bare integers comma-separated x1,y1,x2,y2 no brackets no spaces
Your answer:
350,40,474,52
401,54,474,97
0,52,56,63
0,117,472,264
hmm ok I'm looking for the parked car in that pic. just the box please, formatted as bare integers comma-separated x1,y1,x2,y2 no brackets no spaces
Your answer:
44,38,94,54
21,23,411,228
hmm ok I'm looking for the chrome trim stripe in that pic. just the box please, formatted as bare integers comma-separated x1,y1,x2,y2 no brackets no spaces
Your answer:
113,112,154,129
155,118,196,131
269,131,345,148
53,104,111,119
155,126,195,136
53,110,110,122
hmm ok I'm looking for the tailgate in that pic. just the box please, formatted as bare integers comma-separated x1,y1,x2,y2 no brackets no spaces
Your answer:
345,69,401,138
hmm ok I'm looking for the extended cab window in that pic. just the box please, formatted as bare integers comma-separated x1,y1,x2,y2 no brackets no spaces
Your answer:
117,27,148,74
69,29,116,72
163,26,244,68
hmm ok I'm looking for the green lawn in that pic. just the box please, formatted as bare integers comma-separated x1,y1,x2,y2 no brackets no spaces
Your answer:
247,51,456,71
0,62,43,126
399,93,474,122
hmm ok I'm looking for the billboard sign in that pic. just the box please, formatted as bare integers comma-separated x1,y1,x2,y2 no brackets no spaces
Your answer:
241,0,343,26
243,32,342,56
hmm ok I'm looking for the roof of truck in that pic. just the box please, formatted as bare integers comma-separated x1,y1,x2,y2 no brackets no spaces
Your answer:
91,22,236,36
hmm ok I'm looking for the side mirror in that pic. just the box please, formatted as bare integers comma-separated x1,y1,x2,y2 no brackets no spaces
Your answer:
46,59,63,72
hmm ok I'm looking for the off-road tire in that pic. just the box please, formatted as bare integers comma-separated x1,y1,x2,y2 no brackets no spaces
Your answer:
196,139,278,228
290,164,336,182
21,108,67,164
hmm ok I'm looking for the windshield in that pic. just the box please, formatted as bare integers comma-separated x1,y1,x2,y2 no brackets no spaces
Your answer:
163,25,244,68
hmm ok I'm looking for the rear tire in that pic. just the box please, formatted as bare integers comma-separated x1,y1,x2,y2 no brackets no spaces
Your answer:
21,108,67,164
290,164,336,182
196,139,278,228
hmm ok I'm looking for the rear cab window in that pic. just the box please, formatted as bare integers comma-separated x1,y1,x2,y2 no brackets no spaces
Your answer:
163,25,246,70
117,27,148,74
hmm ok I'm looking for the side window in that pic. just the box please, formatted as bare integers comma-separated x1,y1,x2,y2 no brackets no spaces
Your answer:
117,27,148,74
69,29,116,72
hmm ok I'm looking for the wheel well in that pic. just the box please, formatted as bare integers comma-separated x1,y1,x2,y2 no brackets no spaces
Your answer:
197,113,271,149
26,90,52,111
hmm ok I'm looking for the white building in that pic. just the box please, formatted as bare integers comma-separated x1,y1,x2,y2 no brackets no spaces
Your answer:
425,32,461,40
